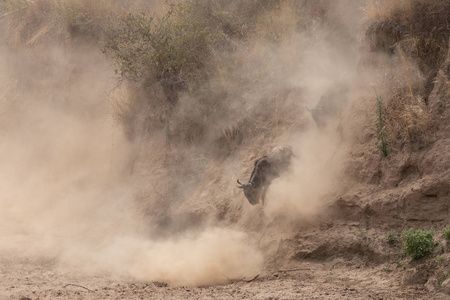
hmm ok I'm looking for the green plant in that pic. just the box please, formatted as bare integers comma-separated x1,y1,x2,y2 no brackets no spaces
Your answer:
382,264,393,272
387,232,398,245
402,228,435,259
374,87,389,157
442,225,450,241
356,227,371,251
357,227,367,240
433,242,444,255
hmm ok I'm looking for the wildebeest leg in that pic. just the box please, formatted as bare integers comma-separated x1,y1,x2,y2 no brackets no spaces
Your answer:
261,186,267,207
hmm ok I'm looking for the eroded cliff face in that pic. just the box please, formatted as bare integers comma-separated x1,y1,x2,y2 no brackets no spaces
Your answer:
337,13,450,227
277,3,450,294
1,0,450,297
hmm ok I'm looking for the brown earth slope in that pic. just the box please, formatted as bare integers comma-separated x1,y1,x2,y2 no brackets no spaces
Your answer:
1,0,450,299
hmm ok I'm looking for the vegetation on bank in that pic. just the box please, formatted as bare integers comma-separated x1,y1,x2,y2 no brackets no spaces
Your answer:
374,88,389,157
366,0,449,153
100,0,336,146
0,0,111,44
1,0,449,154
442,226,450,241
2,0,450,273
1,0,357,156
402,229,435,259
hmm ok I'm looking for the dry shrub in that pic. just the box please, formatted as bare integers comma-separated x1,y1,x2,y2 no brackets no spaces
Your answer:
109,84,140,142
2,0,62,46
1,0,113,47
103,0,307,146
55,0,111,39
222,125,243,150
378,52,433,149
432,68,450,115
363,0,449,150
387,93,432,146
364,0,413,23
103,1,238,87
365,0,450,76
104,0,355,156
252,1,298,44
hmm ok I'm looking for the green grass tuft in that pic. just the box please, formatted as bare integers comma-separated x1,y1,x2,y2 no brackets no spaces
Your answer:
374,87,389,157
442,225,450,241
402,228,434,259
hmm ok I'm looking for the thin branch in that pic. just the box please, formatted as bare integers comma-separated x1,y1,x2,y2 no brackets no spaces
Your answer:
233,274,260,284
271,267,313,277
221,273,231,281
63,284,95,293
258,219,275,246
244,274,259,282
0,7,28,20
278,267,312,272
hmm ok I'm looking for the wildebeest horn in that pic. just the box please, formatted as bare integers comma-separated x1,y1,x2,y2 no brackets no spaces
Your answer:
237,179,244,188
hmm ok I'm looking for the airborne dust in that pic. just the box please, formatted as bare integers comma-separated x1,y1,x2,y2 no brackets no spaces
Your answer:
0,0,366,286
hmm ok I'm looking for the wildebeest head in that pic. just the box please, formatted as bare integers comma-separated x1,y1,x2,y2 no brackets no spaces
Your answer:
237,158,270,205
237,179,261,205
237,147,292,206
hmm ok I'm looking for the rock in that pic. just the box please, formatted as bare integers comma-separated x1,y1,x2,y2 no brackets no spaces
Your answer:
346,221,360,226
425,277,438,292
402,267,429,286
441,278,450,295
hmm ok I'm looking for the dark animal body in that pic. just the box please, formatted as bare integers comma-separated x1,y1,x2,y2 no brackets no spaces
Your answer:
310,84,348,129
237,145,293,206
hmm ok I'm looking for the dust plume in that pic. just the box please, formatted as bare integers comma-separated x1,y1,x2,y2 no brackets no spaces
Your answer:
118,0,365,233
263,131,340,220
0,40,262,286
92,228,262,286
227,1,363,222
0,0,368,287
263,13,360,220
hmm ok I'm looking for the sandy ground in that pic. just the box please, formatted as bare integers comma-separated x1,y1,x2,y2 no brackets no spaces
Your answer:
3,254,446,300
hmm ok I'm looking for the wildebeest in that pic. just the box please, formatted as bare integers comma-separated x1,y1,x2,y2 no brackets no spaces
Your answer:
237,145,293,206
309,84,348,129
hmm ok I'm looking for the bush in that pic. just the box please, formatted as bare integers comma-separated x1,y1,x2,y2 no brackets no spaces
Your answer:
366,0,450,75
386,232,398,245
374,88,389,157
364,0,448,149
1,0,112,47
103,1,234,91
102,0,319,93
442,226,450,241
402,229,434,259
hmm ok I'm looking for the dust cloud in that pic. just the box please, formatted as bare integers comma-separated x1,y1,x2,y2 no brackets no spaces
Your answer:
93,228,263,286
261,1,362,221
0,0,367,287
150,0,364,228
0,41,262,286
266,127,346,220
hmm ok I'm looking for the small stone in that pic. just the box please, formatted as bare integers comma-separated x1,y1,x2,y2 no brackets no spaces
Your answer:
425,277,438,292
441,278,450,295
402,267,429,286
346,222,360,226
